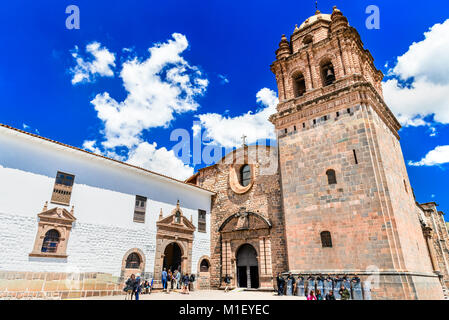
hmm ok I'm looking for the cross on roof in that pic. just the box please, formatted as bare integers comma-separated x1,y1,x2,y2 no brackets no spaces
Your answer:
241,134,247,146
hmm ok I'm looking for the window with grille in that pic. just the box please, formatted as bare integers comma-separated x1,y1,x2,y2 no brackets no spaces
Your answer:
198,209,207,233
320,231,332,248
133,195,147,223
41,229,60,253
326,169,337,185
240,165,251,187
51,171,75,205
125,252,141,269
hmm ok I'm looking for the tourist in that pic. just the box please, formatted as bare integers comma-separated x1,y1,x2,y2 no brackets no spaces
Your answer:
176,269,181,289
182,273,190,294
124,274,135,300
307,290,317,300
276,273,285,296
189,273,195,292
143,280,150,294
167,270,173,293
224,274,231,293
161,268,168,292
173,270,179,290
316,289,323,300
339,285,350,300
325,290,336,300
134,273,142,300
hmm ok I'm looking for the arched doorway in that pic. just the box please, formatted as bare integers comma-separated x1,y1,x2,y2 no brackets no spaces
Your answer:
163,242,182,273
236,244,259,289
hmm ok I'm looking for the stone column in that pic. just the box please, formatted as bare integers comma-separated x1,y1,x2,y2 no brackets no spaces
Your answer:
423,226,440,273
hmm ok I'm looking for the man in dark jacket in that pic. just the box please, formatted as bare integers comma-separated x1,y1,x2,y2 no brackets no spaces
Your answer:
276,273,285,296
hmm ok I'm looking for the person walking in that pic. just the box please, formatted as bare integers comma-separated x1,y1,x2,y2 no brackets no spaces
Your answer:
182,273,190,294
161,268,168,292
339,285,350,300
124,274,136,300
223,274,231,293
325,290,336,300
176,269,181,289
173,270,179,291
134,273,142,300
307,290,317,300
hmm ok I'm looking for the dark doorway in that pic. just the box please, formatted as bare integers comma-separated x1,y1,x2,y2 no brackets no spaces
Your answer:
236,244,259,289
163,242,182,273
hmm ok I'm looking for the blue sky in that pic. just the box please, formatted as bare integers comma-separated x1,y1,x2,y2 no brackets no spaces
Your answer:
0,0,448,213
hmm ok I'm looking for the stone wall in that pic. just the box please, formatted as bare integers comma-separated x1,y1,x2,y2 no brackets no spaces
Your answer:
195,146,288,289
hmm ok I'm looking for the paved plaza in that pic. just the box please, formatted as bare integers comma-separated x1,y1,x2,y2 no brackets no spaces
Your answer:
81,289,307,300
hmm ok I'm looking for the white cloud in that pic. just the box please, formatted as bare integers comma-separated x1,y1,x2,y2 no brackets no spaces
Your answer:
91,33,208,149
408,145,449,166
197,88,278,148
383,19,449,126
127,142,194,180
77,34,207,180
70,42,116,84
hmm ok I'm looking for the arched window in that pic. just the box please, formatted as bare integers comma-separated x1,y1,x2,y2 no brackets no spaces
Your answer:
41,229,60,253
293,73,306,97
320,231,333,248
125,252,141,269
240,165,251,187
326,169,337,185
303,35,313,45
200,259,210,272
321,60,336,86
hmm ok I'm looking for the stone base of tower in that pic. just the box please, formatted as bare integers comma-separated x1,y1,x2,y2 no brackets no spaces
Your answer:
288,271,443,300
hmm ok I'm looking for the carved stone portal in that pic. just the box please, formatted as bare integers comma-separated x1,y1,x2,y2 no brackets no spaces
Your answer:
219,211,274,290
153,201,195,288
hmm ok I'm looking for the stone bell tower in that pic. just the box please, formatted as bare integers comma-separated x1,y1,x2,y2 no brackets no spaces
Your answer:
269,7,443,299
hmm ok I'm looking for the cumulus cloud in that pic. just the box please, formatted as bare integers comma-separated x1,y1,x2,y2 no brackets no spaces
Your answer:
91,33,207,149
383,19,449,126
196,88,278,148
408,145,449,167
77,33,207,180
70,42,116,84
127,142,194,179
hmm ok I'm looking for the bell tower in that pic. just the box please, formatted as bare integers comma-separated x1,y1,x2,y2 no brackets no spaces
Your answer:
270,7,443,299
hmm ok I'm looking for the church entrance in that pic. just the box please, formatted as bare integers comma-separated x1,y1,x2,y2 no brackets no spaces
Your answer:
236,244,259,289
163,242,182,273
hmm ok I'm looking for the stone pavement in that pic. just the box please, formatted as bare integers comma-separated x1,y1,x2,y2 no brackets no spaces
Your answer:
81,289,307,300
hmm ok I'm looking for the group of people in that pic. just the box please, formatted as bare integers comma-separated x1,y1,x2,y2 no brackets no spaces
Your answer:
276,273,365,300
161,268,196,294
124,273,153,300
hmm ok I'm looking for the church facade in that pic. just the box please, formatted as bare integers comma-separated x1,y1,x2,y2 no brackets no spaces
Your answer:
188,7,449,300
0,7,449,300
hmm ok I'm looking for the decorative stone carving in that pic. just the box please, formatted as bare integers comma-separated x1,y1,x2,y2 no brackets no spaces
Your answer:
29,202,76,258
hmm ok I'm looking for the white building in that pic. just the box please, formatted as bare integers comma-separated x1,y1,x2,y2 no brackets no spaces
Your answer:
0,124,214,297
